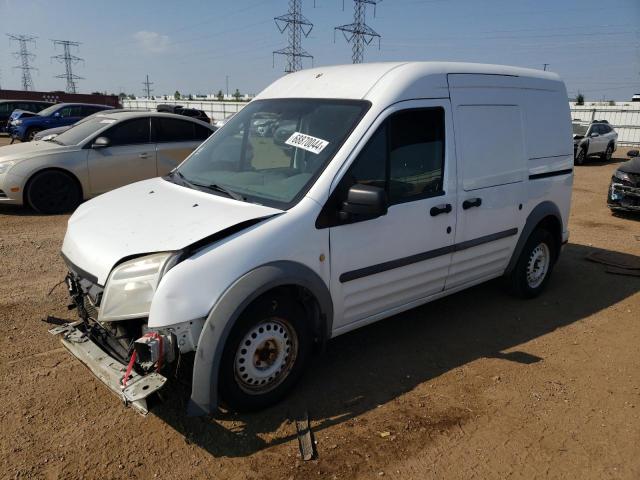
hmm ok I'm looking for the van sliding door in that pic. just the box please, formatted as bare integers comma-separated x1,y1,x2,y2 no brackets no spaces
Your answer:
445,74,527,289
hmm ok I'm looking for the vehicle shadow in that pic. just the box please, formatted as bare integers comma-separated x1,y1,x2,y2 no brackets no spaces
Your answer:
153,242,640,457
0,205,73,217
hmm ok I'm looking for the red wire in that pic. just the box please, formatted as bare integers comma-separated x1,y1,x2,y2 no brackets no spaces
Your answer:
121,332,164,389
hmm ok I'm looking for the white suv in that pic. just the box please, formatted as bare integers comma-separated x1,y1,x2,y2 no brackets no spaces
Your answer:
573,120,617,165
53,62,573,415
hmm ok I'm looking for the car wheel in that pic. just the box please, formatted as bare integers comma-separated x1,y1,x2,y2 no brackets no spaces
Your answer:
575,147,587,165
26,128,40,141
507,228,556,299
26,170,82,214
219,293,312,412
601,144,613,161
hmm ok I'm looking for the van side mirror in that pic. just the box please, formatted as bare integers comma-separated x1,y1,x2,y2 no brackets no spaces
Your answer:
92,136,111,149
628,150,639,158
339,184,388,222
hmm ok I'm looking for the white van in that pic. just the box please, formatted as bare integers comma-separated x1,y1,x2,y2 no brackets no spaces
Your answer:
53,62,573,415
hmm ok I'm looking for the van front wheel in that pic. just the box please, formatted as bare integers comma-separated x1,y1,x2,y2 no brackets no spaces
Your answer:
507,228,556,298
219,293,312,412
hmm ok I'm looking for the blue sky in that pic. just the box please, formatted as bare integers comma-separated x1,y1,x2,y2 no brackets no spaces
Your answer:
0,0,638,100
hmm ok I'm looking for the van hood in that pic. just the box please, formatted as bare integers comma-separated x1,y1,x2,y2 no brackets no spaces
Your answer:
62,177,283,285
0,140,78,162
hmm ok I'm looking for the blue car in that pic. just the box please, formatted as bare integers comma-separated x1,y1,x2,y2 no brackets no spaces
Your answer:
8,103,113,142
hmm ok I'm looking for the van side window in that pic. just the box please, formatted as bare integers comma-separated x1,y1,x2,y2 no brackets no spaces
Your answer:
348,124,387,189
388,109,444,202
346,107,445,204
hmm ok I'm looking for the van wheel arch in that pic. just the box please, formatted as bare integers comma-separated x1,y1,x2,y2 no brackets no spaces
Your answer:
506,202,563,275
187,261,333,416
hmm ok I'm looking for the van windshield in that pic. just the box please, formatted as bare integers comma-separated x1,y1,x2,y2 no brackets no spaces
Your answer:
175,99,369,209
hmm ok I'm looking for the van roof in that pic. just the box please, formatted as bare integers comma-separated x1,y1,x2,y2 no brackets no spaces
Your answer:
256,61,564,103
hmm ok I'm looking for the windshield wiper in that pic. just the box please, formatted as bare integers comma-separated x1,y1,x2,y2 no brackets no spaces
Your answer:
204,183,245,201
173,171,245,201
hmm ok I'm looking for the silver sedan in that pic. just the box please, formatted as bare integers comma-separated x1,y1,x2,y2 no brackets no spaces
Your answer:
0,111,215,213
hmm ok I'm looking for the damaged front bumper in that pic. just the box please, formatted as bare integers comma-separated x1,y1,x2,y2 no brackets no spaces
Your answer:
608,182,640,212
49,321,167,415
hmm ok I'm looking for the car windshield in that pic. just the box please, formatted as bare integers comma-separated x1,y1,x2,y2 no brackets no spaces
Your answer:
175,98,369,208
37,104,63,117
53,117,115,145
572,124,588,136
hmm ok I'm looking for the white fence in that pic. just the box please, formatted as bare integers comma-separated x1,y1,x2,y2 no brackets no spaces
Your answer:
121,99,248,122
570,103,640,146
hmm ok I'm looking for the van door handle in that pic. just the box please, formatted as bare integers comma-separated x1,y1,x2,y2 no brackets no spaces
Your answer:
462,198,482,210
430,204,452,217
138,152,149,158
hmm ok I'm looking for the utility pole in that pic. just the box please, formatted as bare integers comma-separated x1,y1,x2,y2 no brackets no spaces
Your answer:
273,0,314,73
51,39,84,94
543,63,549,71
7,34,38,91
143,74,153,98
335,0,382,64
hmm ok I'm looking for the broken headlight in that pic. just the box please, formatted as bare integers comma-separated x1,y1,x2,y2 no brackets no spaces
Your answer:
98,252,180,322
613,170,631,183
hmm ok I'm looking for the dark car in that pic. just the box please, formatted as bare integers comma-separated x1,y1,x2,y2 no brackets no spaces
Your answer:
32,108,150,141
8,103,113,141
156,104,211,124
0,100,53,132
608,149,640,213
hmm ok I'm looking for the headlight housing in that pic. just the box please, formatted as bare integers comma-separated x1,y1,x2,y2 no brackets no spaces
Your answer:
98,252,180,322
13,120,22,126
0,161,16,175
613,170,631,183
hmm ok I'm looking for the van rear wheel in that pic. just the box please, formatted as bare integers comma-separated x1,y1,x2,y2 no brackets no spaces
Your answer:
219,293,312,412
507,228,556,298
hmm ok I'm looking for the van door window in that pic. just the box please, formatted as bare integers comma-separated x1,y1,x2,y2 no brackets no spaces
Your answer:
341,108,445,204
388,109,444,203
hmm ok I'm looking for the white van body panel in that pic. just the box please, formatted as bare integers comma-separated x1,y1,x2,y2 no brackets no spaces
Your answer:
148,196,328,327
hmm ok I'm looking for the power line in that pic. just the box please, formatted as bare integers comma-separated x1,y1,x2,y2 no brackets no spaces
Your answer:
143,74,153,98
273,0,314,73
51,39,84,94
335,0,382,64
7,34,38,91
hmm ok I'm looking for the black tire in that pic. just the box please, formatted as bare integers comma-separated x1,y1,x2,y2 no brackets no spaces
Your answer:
219,293,312,412
601,143,614,161
26,128,40,141
26,170,82,214
507,228,556,299
575,146,587,165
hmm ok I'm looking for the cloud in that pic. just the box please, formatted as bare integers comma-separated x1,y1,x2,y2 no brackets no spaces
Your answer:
133,30,170,53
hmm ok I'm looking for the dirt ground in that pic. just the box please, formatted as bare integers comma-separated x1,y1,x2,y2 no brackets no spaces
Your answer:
0,134,639,480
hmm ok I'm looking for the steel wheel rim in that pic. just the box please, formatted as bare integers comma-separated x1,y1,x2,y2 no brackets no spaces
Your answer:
527,243,550,289
234,318,298,395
